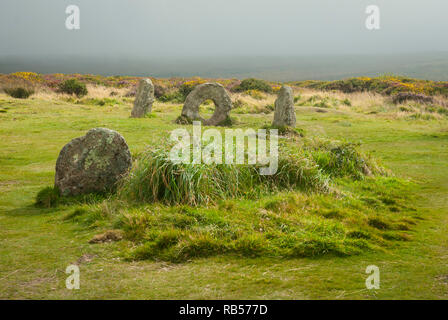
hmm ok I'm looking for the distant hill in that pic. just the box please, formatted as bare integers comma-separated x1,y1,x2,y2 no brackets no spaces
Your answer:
1,52,448,81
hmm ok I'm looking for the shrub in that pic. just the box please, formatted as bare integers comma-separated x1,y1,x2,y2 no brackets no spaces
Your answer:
177,80,206,101
4,87,34,99
154,84,167,99
179,84,194,99
159,90,184,103
58,79,88,97
232,78,273,93
392,92,434,105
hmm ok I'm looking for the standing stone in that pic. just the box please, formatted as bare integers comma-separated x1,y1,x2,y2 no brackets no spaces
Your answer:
272,85,296,127
131,78,155,118
179,83,233,126
55,128,132,196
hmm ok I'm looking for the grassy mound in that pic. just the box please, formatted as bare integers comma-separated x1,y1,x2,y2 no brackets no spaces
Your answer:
38,133,399,263
38,123,415,264
64,138,411,263
68,176,418,263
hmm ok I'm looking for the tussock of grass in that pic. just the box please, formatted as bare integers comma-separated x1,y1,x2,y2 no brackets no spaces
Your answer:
118,145,329,206
4,87,34,99
297,95,352,109
35,186,60,208
304,138,385,179
233,99,273,114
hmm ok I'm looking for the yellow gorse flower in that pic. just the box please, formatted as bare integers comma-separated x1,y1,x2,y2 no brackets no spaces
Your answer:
10,72,41,82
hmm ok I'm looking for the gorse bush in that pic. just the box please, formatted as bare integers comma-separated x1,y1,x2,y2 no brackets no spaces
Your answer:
153,84,167,99
118,145,330,206
4,87,34,99
392,92,434,105
58,79,88,97
233,78,273,94
178,84,196,100
175,79,207,102
158,90,185,103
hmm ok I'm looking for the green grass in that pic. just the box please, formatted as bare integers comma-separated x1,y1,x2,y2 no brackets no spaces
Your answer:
1,92,448,299
105,176,416,263
117,143,330,206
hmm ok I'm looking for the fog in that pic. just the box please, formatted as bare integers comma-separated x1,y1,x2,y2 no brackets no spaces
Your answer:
1,0,447,79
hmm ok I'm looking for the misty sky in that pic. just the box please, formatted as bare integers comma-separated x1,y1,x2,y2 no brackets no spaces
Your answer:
1,0,447,57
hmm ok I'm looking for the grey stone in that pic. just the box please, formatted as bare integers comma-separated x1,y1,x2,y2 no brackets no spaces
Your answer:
272,85,296,127
131,78,155,118
180,83,232,126
55,128,132,196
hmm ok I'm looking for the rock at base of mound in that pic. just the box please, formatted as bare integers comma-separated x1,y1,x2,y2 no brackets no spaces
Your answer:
272,85,296,127
55,128,132,196
180,83,233,126
131,78,155,118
